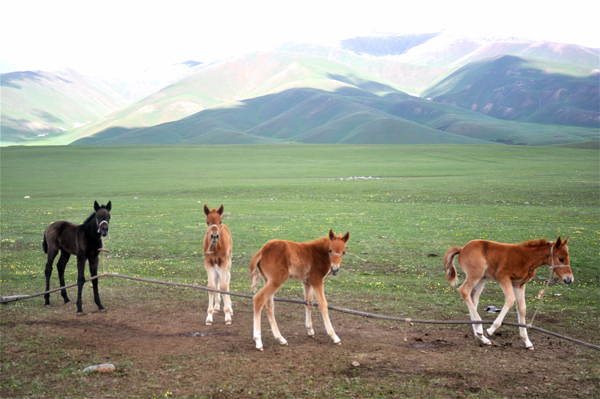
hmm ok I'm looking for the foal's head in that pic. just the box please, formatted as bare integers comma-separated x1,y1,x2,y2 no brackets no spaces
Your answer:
328,229,350,276
550,236,573,284
204,204,224,244
93,201,112,237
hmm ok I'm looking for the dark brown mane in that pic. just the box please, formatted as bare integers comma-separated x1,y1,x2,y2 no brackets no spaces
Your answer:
521,238,550,248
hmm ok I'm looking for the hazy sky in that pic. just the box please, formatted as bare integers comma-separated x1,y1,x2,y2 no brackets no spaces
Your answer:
2,0,599,78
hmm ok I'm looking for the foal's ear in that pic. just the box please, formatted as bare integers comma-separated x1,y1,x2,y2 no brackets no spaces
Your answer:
106,201,112,211
204,204,210,216
329,229,335,240
342,231,350,243
557,236,569,247
94,201,100,211
218,204,224,215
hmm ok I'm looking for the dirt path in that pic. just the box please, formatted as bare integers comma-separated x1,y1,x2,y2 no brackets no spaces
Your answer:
2,292,598,398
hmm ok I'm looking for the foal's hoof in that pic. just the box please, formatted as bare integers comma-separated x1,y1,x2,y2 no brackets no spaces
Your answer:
77,311,85,316
45,304,51,308
225,321,232,325
99,308,106,313
205,321,212,326
335,342,342,346
527,346,535,351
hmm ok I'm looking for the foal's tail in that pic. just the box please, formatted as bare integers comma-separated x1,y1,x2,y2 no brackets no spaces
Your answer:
42,233,48,254
443,246,462,286
249,250,263,291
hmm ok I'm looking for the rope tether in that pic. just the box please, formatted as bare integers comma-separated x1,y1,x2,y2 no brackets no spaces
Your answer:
2,273,598,351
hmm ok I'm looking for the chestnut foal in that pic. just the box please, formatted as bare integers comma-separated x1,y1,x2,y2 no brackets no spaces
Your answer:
202,205,233,325
444,236,573,349
249,229,350,351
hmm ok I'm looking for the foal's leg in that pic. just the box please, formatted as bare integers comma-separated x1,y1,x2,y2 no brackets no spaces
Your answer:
213,267,222,313
204,263,217,325
458,276,491,345
89,256,105,312
264,294,287,345
303,283,315,337
513,284,534,349
252,279,283,350
312,281,341,345
75,255,87,315
220,262,233,325
486,278,515,337
44,248,59,307
56,250,71,304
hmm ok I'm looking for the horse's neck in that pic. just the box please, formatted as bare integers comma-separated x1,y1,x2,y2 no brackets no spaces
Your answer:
522,244,551,270
305,237,328,251
306,238,330,265
81,218,100,240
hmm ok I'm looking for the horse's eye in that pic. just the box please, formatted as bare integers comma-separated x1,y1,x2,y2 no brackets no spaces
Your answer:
559,258,564,263
343,251,346,255
329,249,332,253
206,222,209,225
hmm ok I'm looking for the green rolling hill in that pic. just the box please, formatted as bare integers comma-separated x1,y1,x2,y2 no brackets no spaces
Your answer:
1,69,129,145
73,84,597,146
423,55,599,128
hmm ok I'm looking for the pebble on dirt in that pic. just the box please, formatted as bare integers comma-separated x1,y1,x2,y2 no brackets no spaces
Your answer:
82,364,116,373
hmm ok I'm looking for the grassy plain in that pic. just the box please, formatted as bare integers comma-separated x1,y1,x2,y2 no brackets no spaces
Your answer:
1,144,599,398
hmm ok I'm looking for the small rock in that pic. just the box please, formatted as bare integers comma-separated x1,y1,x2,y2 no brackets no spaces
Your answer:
83,363,115,373
351,361,360,367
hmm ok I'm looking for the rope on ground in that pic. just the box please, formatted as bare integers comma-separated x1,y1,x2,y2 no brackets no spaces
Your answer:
2,273,599,351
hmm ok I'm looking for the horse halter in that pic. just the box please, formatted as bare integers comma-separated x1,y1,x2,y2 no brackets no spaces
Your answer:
548,243,570,270
329,251,344,258
204,224,220,255
96,219,109,234
206,224,220,236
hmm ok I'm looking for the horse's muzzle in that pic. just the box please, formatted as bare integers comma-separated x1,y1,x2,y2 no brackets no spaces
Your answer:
330,265,340,276
563,275,573,284
100,228,109,237
210,233,220,244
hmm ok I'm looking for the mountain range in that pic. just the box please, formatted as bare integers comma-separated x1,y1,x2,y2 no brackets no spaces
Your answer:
2,31,598,146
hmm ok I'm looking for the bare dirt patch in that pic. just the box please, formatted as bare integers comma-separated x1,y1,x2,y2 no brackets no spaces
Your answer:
1,288,598,398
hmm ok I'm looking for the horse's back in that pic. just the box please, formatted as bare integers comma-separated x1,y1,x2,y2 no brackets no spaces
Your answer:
259,239,293,260
44,221,78,253
458,239,519,278
460,240,514,256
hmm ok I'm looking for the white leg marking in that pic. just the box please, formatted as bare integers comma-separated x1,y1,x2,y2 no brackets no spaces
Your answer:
487,280,514,337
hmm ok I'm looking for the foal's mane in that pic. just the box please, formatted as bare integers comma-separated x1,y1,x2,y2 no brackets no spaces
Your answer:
307,236,330,246
83,212,97,225
521,238,550,248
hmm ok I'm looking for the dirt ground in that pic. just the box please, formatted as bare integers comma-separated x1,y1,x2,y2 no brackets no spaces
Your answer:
2,288,599,398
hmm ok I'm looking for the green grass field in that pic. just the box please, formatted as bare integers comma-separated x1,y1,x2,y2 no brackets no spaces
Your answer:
1,144,598,311
1,144,599,398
